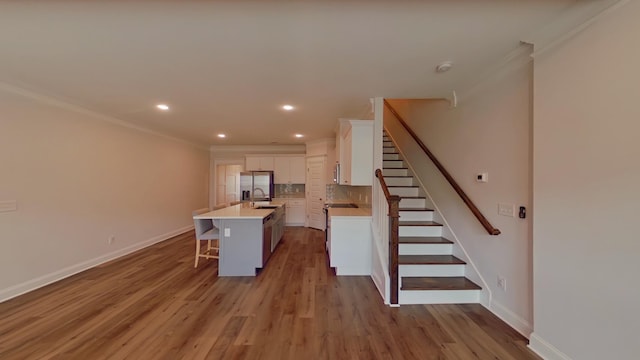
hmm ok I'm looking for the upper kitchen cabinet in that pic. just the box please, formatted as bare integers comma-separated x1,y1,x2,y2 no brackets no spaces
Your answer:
245,156,274,171
336,119,373,186
274,155,306,184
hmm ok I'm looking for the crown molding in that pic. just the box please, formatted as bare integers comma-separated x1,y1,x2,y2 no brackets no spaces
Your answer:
0,81,209,151
209,144,306,153
525,0,629,58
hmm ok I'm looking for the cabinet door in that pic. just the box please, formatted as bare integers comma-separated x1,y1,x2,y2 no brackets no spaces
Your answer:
289,156,306,184
258,157,274,171
245,156,260,171
274,157,290,184
341,128,352,184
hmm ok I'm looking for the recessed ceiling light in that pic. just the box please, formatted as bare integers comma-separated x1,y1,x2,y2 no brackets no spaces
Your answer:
282,105,294,111
217,133,226,138
156,104,170,111
435,61,453,73
294,134,304,138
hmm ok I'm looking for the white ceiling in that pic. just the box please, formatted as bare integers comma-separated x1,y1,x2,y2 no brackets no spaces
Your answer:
0,0,581,147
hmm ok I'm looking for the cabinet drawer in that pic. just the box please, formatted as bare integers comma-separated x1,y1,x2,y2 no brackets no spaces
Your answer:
289,199,305,206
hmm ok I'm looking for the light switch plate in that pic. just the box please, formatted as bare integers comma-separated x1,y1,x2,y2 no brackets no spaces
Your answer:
0,200,17,213
224,228,231,237
498,203,515,217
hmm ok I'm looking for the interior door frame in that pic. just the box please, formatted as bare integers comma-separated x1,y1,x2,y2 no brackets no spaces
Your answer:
211,158,244,209
306,155,327,230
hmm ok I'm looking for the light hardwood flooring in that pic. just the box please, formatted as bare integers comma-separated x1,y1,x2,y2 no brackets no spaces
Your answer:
0,227,540,359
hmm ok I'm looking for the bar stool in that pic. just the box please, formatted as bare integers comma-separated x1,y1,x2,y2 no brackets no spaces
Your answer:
192,208,220,268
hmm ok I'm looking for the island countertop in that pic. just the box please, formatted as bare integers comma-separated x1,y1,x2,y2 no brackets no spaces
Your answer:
193,201,285,220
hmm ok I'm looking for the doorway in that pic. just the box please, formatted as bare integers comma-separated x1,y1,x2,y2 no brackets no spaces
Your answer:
215,164,242,207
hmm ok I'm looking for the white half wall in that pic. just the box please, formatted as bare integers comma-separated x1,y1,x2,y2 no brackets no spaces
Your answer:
385,50,534,336
531,1,640,359
0,85,210,302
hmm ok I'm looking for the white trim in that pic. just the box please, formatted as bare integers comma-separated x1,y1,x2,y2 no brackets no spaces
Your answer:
0,82,208,150
370,222,389,304
529,0,629,58
305,138,335,147
0,225,193,303
486,300,533,338
209,145,306,153
529,333,573,360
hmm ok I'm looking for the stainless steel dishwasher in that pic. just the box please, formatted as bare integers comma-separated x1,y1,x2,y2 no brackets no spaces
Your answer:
262,214,274,266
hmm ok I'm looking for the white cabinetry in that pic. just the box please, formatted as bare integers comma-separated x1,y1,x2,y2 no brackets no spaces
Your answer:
336,119,373,185
328,213,372,275
245,156,274,171
275,198,306,226
274,156,306,184
286,199,306,226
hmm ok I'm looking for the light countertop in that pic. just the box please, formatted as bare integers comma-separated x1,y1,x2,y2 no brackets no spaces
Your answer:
328,208,372,217
194,201,285,220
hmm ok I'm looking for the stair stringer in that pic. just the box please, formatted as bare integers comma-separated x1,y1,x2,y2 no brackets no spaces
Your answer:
383,129,492,307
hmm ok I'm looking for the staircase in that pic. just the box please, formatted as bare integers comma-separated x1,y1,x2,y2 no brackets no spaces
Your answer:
382,132,481,304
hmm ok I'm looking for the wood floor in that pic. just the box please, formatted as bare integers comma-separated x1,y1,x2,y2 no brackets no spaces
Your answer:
0,227,540,359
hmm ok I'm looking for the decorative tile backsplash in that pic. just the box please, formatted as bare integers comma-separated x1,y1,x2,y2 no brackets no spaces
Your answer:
326,184,372,208
274,184,305,198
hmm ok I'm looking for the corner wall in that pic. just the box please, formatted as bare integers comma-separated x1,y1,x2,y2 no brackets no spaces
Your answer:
386,51,534,335
531,1,640,359
0,85,210,302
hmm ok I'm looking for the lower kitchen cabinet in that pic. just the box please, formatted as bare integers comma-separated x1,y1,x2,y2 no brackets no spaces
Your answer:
275,198,306,226
286,199,306,226
327,212,372,275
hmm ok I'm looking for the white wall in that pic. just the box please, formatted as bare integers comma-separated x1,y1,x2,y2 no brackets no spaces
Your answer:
386,52,533,335
530,2,640,359
0,85,210,302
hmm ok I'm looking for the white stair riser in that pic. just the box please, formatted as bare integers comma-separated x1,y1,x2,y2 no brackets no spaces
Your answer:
383,160,404,168
399,210,433,221
386,177,413,186
399,289,480,305
399,243,452,255
399,226,442,237
383,147,397,154
383,153,401,160
383,168,409,176
399,198,426,208
389,187,419,197
399,264,465,277
383,141,394,146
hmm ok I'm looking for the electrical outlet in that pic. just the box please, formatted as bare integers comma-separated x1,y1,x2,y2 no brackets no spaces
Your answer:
108,235,115,245
497,276,506,291
224,228,231,237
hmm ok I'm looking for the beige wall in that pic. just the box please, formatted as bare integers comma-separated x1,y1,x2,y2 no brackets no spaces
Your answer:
0,86,209,301
386,53,533,335
531,2,640,359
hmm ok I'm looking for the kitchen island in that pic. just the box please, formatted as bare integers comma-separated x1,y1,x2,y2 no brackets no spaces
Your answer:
193,202,285,276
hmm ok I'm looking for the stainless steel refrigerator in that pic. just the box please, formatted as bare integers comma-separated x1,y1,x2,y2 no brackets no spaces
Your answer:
240,171,274,201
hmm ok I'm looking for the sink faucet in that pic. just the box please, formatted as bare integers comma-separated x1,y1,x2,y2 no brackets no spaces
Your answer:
254,187,266,198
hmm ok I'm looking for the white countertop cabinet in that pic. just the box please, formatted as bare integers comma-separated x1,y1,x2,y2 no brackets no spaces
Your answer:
273,198,306,226
327,209,372,275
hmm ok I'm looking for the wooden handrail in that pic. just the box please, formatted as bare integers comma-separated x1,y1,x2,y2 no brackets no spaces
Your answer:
375,169,401,305
383,100,501,236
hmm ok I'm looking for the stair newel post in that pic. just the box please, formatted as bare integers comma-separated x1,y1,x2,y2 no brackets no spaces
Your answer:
388,194,401,305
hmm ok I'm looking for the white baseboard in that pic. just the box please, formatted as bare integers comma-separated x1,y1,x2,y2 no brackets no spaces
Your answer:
485,300,533,338
529,332,572,360
0,225,194,303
